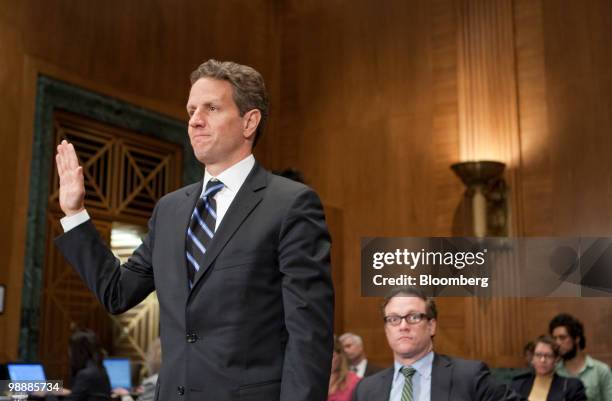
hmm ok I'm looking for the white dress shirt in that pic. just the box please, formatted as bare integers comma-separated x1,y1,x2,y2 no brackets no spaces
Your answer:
352,359,368,378
200,154,254,230
60,154,255,232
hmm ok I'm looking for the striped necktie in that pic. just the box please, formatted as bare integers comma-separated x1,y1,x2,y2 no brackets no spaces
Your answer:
400,366,417,401
185,179,224,285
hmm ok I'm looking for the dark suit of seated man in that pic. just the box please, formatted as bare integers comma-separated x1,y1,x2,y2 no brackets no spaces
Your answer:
339,332,384,378
54,59,334,401
352,287,524,401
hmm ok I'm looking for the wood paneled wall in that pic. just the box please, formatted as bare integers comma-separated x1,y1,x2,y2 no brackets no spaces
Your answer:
516,0,612,366
276,0,467,365
273,0,612,368
2,0,612,368
456,0,528,366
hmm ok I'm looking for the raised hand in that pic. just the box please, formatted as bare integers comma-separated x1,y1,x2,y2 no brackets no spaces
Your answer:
56,140,86,216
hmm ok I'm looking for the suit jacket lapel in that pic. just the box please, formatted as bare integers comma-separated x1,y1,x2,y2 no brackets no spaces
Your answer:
190,162,266,291
364,367,394,401
377,368,395,401
431,354,452,401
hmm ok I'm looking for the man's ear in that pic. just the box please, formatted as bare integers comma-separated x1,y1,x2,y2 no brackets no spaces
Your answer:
428,318,437,337
243,109,261,140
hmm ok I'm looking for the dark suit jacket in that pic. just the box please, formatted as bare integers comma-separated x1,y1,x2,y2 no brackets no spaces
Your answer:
363,361,384,378
352,353,524,401
65,363,111,401
55,162,334,401
511,371,586,401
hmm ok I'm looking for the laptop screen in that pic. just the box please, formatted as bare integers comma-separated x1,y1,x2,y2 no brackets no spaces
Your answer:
103,358,131,389
7,364,46,381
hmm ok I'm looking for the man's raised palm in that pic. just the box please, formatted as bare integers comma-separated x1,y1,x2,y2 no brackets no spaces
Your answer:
56,140,85,216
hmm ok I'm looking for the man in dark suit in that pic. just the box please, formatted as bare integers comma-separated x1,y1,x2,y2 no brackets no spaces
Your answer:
352,287,522,401
54,59,334,401
339,332,383,378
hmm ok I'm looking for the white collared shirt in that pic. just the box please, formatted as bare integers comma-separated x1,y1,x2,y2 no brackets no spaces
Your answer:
352,359,368,378
389,351,433,401
201,154,255,230
60,154,255,232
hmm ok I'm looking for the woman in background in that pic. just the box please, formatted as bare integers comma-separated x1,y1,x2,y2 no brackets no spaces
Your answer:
328,336,360,401
512,335,586,401
64,329,111,401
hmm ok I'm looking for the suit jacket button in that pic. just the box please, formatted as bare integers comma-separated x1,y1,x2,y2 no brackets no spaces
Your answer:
177,386,185,395
187,333,198,343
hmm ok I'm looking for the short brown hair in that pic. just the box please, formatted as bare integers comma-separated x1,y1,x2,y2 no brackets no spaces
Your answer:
381,287,437,320
534,334,560,357
190,59,269,146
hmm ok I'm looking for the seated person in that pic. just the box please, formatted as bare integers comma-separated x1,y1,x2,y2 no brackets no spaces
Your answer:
46,329,111,401
549,313,612,401
353,287,522,401
512,335,586,401
339,332,383,378
328,336,360,401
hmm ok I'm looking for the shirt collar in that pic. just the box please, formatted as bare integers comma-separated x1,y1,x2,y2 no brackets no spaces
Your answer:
557,355,595,376
202,154,255,196
393,351,434,381
354,359,368,370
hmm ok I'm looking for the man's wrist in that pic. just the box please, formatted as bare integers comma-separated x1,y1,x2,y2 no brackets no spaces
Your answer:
63,207,85,217
60,209,90,232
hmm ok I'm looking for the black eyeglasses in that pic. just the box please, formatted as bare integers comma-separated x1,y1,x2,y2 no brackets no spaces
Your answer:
383,313,429,326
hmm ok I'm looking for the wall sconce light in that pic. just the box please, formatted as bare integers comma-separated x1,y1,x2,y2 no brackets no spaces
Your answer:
451,161,508,237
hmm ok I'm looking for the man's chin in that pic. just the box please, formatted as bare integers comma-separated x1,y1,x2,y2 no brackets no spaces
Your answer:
194,151,214,165
561,347,577,361
394,344,417,355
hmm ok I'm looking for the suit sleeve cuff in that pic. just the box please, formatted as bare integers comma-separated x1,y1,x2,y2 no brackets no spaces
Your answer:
60,209,91,232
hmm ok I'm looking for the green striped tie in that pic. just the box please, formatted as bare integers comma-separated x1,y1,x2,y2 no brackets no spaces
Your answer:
400,366,417,401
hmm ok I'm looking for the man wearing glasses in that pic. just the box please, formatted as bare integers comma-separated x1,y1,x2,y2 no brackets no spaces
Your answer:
352,287,522,401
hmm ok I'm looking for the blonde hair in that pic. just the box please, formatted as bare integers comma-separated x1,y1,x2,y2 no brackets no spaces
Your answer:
329,336,351,394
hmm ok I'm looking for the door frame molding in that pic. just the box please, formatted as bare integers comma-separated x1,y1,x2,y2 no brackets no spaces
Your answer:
20,75,198,360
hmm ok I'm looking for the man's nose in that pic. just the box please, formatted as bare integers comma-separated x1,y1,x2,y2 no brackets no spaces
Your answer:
189,109,206,127
398,318,411,330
